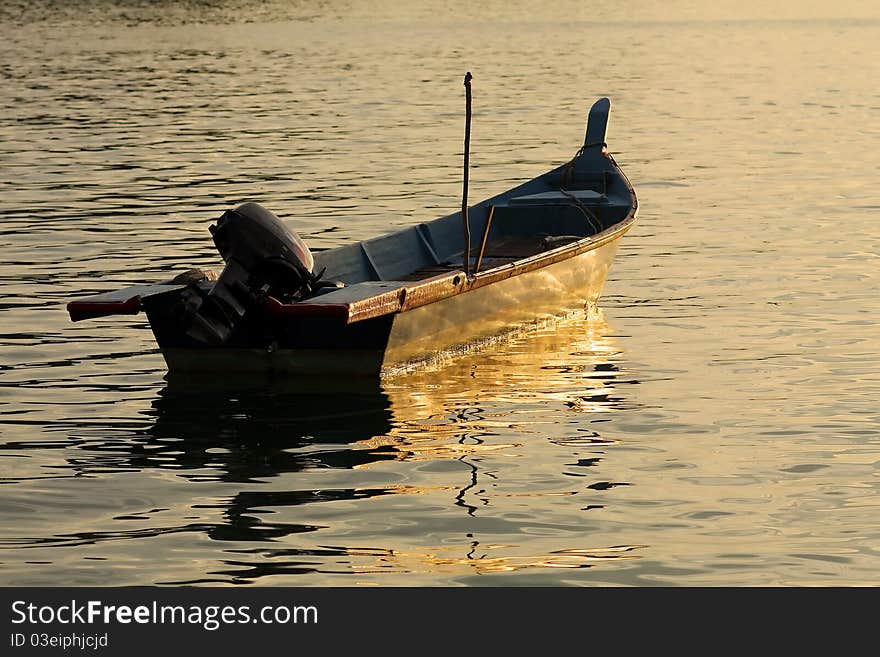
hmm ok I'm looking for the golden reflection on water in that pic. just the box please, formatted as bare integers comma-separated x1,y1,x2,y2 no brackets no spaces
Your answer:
349,544,644,577
326,309,646,578
377,307,627,458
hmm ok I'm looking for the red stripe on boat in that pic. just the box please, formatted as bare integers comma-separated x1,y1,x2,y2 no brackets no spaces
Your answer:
67,297,142,322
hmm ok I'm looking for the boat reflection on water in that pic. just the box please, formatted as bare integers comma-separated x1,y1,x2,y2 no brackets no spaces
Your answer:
133,309,641,581
127,375,397,551
149,373,395,481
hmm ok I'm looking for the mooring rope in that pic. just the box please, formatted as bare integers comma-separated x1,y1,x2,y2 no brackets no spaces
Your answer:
558,187,603,235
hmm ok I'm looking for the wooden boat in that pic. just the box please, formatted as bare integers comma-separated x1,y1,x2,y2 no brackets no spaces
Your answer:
67,97,638,377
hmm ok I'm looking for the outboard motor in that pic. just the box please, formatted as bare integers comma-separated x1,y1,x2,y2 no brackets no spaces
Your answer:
185,202,322,345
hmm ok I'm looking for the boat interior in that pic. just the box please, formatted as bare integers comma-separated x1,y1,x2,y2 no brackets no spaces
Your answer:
309,163,632,304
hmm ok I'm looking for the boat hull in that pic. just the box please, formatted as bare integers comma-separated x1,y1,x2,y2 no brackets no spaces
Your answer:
151,231,624,377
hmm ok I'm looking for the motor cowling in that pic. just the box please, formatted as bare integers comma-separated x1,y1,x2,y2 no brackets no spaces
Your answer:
185,202,321,345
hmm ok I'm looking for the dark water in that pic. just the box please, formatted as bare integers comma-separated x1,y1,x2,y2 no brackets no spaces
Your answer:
1,1,879,585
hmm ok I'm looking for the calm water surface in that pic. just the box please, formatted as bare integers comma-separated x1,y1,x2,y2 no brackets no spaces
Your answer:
1,1,878,585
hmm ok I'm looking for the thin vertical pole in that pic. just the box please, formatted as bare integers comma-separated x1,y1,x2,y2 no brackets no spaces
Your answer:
462,71,473,277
